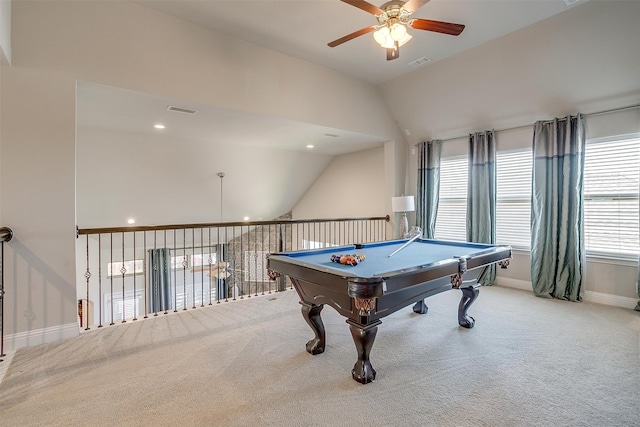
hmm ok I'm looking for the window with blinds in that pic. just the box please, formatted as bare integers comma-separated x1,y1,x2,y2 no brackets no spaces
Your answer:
496,150,532,249
435,156,468,241
431,134,639,257
583,135,640,258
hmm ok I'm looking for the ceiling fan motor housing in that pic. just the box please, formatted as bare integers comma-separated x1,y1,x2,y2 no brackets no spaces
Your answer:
377,1,412,25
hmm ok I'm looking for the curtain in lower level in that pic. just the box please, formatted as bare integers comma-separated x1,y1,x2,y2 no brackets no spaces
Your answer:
531,114,585,301
148,248,172,313
216,244,228,300
467,131,496,285
416,140,442,239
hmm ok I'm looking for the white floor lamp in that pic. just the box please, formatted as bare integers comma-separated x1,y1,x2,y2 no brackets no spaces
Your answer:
392,195,415,238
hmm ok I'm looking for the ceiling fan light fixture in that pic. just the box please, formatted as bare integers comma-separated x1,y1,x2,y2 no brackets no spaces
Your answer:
329,0,464,59
374,26,411,48
389,21,407,41
397,32,412,46
373,26,391,46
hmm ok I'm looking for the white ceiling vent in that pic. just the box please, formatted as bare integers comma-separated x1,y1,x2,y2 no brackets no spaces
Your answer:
167,105,198,115
408,57,432,68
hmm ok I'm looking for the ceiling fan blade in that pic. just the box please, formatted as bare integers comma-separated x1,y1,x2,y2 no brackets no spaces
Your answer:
410,18,465,36
328,26,376,47
340,0,384,16
401,0,430,14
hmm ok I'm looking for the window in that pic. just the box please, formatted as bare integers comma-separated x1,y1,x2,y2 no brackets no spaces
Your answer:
302,240,325,249
496,150,532,249
106,251,217,278
431,133,639,257
191,252,217,268
435,156,468,241
171,255,188,270
103,289,144,322
107,259,144,277
301,240,340,249
583,134,640,258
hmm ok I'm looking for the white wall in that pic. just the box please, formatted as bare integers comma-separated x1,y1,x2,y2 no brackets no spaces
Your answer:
76,127,335,228
292,141,409,239
293,147,386,219
2,67,78,350
0,0,8,227
1,0,406,351
0,60,3,227
381,0,640,143
0,0,10,65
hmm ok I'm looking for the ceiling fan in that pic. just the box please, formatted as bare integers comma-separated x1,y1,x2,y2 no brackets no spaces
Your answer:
328,0,465,61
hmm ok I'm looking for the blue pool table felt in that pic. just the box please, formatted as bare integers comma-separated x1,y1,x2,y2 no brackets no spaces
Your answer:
278,239,495,278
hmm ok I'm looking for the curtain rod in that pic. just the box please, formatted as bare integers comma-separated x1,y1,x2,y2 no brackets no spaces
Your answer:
417,104,640,145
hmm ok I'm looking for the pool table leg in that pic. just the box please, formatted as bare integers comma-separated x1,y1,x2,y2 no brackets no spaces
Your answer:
458,284,480,328
412,299,428,314
300,302,325,355
347,319,381,384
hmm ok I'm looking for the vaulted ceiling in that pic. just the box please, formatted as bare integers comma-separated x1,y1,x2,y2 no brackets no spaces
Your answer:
134,0,582,85
76,0,616,227
81,0,586,151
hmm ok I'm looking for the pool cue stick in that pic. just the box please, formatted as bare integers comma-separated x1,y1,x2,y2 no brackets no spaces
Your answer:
388,233,421,257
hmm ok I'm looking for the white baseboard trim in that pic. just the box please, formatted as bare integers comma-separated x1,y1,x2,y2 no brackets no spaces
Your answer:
495,277,638,309
3,322,79,354
495,277,532,291
582,291,638,310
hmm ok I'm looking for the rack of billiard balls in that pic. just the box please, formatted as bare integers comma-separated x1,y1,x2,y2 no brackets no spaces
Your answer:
330,253,366,266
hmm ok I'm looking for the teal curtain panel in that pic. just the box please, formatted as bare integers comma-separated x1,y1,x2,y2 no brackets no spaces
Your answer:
467,131,497,285
147,248,173,312
416,140,442,239
530,114,585,301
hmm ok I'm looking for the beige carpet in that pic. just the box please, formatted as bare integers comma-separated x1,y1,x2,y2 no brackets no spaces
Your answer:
0,286,638,426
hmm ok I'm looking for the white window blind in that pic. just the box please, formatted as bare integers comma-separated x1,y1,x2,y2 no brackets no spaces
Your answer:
435,156,468,241
583,135,640,257
496,150,532,249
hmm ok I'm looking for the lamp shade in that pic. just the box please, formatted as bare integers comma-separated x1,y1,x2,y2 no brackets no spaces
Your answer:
392,196,415,212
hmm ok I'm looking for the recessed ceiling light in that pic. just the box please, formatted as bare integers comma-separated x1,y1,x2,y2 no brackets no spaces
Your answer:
127,218,136,224
307,144,314,149
243,216,250,221
154,124,165,129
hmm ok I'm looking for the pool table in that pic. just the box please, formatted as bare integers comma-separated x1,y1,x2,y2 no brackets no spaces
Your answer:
266,238,511,384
